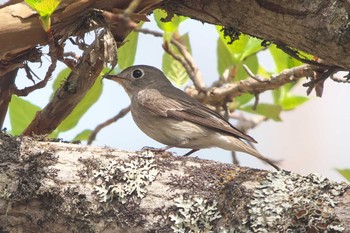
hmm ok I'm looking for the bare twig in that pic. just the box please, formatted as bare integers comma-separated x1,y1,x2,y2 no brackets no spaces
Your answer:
302,67,339,97
124,0,142,15
253,94,259,111
134,27,207,92
22,29,107,136
87,106,131,145
243,64,264,82
170,34,207,91
13,29,57,97
330,72,350,83
231,113,267,132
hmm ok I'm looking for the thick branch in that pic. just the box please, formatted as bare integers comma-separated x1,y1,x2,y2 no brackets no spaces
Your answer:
22,32,106,136
161,0,350,69
1,0,350,70
0,132,349,232
0,68,17,128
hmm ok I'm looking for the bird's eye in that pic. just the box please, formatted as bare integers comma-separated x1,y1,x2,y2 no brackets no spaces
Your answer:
132,69,144,79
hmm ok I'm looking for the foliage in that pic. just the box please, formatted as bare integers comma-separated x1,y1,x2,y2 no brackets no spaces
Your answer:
24,0,61,31
336,169,350,182
118,25,141,70
216,27,308,120
9,96,41,135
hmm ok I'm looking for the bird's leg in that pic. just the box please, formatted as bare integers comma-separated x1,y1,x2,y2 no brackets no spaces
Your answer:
183,149,200,157
251,153,280,171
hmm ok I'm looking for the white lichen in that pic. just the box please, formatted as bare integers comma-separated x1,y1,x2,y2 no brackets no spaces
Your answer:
247,171,348,232
93,150,159,203
169,196,222,233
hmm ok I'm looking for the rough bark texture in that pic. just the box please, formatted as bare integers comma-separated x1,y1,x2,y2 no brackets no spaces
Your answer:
0,132,349,232
1,0,350,71
161,0,350,69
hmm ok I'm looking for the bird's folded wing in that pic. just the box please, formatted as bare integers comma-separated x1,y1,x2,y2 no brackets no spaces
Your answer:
137,89,257,143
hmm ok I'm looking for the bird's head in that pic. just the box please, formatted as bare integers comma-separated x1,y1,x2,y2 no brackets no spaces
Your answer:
104,65,172,98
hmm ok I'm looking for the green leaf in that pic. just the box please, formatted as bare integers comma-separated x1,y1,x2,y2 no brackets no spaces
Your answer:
217,37,259,81
51,67,71,99
234,93,254,107
9,96,41,135
269,44,303,73
118,24,141,69
217,26,264,63
336,169,350,182
154,9,187,34
73,129,93,141
240,103,282,121
55,69,106,133
25,0,61,31
217,37,234,76
162,33,191,85
25,0,61,17
280,95,309,110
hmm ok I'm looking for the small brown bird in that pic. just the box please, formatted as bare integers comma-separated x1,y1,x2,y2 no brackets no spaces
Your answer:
105,65,279,170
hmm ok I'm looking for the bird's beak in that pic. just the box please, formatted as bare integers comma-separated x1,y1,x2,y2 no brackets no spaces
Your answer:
103,74,122,82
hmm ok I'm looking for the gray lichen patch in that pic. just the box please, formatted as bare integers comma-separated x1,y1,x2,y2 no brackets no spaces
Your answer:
93,150,159,204
0,131,21,163
169,195,222,233
246,171,348,232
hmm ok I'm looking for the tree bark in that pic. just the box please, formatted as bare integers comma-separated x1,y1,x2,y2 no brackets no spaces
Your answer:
0,132,349,232
1,0,350,71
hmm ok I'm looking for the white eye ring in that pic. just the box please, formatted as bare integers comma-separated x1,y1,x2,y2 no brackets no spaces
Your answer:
132,69,144,79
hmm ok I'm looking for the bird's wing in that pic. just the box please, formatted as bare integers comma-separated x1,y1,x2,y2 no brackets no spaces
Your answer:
136,88,257,143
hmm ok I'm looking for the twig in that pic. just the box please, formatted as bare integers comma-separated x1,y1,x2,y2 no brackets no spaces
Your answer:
243,64,263,82
170,34,207,91
22,29,107,136
124,0,142,15
231,113,267,132
253,94,259,111
330,72,350,83
134,27,207,92
12,29,57,97
162,42,190,72
302,67,338,96
87,106,131,145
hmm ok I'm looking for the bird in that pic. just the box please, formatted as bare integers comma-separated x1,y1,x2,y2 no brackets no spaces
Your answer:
104,65,279,170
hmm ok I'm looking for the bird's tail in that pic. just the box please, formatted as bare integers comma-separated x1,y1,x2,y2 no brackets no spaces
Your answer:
219,135,280,170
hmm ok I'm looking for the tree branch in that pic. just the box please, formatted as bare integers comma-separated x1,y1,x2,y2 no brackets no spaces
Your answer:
185,64,315,105
22,30,108,136
0,132,349,232
88,105,131,145
12,29,57,97
0,68,17,128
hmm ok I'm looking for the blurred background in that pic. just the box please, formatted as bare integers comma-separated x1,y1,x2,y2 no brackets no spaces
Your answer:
2,11,349,182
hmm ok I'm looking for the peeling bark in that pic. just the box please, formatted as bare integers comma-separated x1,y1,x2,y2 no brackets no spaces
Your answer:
1,0,350,70
0,132,349,232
